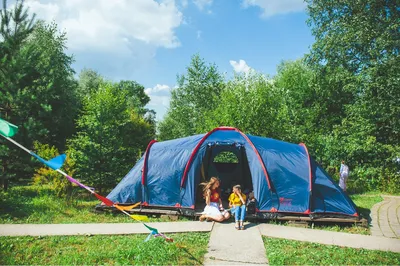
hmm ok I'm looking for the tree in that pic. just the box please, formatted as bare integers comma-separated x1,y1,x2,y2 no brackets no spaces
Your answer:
0,0,37,190
306,0,400,145
158,54,224,140
203,72,289,139
306,0,400,192
68,81,155,192
0,0,78,190
77,68,104,99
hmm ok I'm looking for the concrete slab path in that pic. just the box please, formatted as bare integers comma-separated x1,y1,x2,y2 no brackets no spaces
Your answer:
259,224,400,253
370,195,400,238
0,221,213,237
203,222,269,265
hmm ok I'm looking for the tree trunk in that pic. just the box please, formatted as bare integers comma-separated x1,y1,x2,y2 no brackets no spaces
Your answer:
1,160,8,191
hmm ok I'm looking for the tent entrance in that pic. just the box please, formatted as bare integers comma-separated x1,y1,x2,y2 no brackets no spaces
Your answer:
195,142,253,210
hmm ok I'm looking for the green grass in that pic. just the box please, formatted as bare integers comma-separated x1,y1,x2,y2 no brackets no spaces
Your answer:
0,185,189,224
0,232,209,265
263,237,400,265
0,184,386,236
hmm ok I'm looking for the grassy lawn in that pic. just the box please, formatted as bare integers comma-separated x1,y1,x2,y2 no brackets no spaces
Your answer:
0,185,188,224
0,184,386,237
263,237,400,265
0,232,209,265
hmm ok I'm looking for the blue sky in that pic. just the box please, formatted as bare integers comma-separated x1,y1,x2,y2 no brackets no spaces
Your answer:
25,0,314,120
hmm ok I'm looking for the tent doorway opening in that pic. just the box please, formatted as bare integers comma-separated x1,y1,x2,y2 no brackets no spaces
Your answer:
195,142,253,211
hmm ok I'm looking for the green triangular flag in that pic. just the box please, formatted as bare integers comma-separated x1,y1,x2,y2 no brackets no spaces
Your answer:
0,118,18,137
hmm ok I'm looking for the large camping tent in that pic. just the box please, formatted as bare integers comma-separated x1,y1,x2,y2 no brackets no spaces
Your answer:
107,127,358,219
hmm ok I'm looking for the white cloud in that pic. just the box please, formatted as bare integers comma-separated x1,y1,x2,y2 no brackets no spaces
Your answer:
230,60,252,74
180,0,189,8
243,0,306,18
145,84,171,97
25,0,183,53
145,84,172,120
193,0,213,11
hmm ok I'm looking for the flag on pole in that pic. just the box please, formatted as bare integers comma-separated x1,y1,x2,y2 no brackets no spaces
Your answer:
114,202,141,211
32,153,67,170
94,192,114,206
65,175,94,192
130,214,149,222
0,118,18,137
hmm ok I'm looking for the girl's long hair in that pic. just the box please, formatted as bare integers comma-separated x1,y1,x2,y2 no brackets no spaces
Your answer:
200,176,220,198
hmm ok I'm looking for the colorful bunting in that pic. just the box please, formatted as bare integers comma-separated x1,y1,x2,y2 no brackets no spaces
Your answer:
65,175,94,192
32,153,66,170
0,118,18,137
114,202,141,211
0,118,172,243
94,193,114,207
114,204,149,223
130,214,149,222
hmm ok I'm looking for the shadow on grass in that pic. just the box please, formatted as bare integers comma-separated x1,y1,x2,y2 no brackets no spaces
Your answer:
0,185,88,222
176,244,203,265
0,186,53,221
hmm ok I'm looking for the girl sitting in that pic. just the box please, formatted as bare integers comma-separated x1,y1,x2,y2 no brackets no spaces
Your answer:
199,177,230,222
229,184,247,230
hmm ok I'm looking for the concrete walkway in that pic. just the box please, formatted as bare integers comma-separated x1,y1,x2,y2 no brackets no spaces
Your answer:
370,195,400,238
259,224,400,253
0,221,213,237
204,222,268,265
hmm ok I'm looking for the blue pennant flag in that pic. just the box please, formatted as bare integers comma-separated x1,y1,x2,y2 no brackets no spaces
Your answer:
32,153,66,170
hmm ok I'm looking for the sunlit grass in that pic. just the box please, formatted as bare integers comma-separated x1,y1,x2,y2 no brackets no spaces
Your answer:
0,185,189,224
263,237,400,265
0,233,209,265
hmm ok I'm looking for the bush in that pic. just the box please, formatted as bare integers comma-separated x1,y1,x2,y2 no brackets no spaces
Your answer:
32,142,60,185
348,166,400,194
32,142,75,199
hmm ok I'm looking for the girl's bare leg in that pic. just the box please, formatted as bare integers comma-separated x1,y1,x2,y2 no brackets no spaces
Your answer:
205,214,224,222
223,212,230,220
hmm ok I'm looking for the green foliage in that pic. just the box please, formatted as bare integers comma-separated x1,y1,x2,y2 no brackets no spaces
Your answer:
213,152,239,163
32,142,60,185
158,54,224,140
0,233,209,265
77,68,104,98
0,1,78,190
305,0,400,192
263,237,400,265
204,72,289,139
31,142,74,198
68,81,155,192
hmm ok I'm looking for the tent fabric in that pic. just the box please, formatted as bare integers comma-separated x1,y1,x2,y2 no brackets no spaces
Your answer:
107,127,358,217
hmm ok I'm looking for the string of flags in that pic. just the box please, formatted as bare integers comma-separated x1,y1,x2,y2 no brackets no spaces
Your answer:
0,118,172,242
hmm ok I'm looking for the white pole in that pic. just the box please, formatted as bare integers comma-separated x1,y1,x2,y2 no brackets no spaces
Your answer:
1,135,32,154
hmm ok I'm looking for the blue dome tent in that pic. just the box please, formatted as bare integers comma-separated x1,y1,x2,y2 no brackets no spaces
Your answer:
106,127,359,220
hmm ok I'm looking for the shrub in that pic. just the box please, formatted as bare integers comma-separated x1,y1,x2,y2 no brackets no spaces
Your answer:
32,142,75,199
